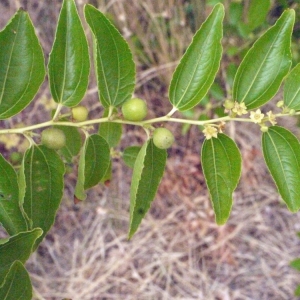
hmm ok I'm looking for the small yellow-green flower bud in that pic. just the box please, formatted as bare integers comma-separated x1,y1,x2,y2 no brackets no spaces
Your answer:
289,109,296,115
223,99,235,110
260,125,269,133
276,100,284,108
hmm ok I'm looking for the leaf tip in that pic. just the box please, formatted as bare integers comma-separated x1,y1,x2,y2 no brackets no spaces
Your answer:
286,204,300,213
215,216,229,226
127,229,135,240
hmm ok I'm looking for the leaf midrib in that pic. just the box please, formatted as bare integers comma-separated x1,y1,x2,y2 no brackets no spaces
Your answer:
0,14,21,105
236,16,288,104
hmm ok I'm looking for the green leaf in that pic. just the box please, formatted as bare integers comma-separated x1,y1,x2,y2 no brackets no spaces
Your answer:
233,9,294,110
228,2,243,26
100,160,112,184
169,4,224,111
49,0,89,107
0,228,42,280
295,285,300,297
56,125,82,163
22,146,65,249
74,139,87,201
129,140,167,238
75,134,110,199
226,63,238,88
84,5,135,108
262,126,300,212
236,21,251,38
201,134,242,224
0,9,45,119
290,258,300,271
0,261,32,300
284,63,300,110
247,0,270,31
99,108,122,147
123,146,141,169
0,154,27,235
84,134,110,189
17,155,29,227
209,82,224,101
207,0,223,6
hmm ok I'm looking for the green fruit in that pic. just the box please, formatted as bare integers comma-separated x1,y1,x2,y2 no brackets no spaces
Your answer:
122,98,148,121
72,106,89,122
10,152,22,164
41,128,66,150
153,128,174,149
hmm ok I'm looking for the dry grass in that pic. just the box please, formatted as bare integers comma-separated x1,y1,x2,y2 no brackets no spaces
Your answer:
25,114,300,300
97,0,194,86
1,1,300,299
27,161,300,299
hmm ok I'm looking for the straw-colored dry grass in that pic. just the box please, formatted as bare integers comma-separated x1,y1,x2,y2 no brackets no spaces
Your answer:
1,1,300,299
26,118,300,300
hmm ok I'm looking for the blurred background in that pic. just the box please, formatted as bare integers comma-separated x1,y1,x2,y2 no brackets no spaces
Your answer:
1,0,300,299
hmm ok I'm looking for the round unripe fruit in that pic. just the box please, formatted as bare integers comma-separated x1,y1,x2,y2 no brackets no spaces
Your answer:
10,152,22,164
41,128,66,150
72,106,89,122
152,128,174,149
122,98,148,121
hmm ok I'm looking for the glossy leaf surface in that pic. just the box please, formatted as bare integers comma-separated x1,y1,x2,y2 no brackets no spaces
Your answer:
85,5,135,108
99,108,122,147
233,9,294,109
0,154,27,235
0,261,32,300
201,134,241,224
75,134,110,200
129,140,167,238
0,9,45,119
49,0,89,107
22,146,65,249
84,134,110,189
169,4,224,111
284,63,300,110
123,146,141,169
0,228,42,280
262,126,300,212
